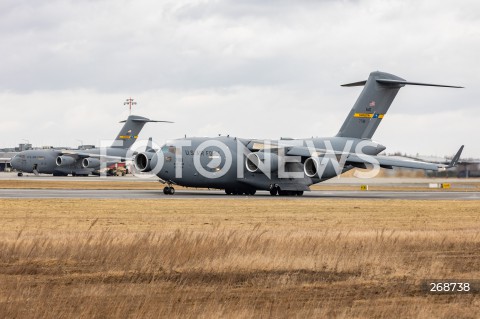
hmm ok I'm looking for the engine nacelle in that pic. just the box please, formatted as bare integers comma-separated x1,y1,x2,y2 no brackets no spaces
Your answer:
134,151,158,172
82,158,100,168
245,152,280,173
56,155,75,167
304,157,320,177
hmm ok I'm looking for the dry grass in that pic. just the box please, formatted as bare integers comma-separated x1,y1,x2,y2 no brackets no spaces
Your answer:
1,199,479,318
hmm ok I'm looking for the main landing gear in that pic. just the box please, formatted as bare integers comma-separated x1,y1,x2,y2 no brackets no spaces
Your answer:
163,186,175,195
269,185,304,196
225,188,256,196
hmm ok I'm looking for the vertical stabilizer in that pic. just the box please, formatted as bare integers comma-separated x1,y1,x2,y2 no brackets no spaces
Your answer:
336,71,405,139
112,115,173,149
336,71,462,139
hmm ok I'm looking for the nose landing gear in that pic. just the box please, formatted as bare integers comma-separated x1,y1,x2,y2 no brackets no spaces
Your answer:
163,186,175,195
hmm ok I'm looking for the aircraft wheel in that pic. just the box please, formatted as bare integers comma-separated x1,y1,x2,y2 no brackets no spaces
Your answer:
17,172,23,177
225,189,232,195
296,191,304,196
163,186,175,195
248,189,256,196
269,188,278,196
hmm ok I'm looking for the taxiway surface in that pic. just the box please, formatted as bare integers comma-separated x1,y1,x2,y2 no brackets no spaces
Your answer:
1,188,479,200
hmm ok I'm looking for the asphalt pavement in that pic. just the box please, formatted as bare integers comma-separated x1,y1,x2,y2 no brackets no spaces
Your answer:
1,188,479,200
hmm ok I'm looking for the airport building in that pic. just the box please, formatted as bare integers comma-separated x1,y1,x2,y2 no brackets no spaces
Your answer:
0,151,15,172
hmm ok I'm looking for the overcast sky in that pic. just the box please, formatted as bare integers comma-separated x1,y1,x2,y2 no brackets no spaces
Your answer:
1,0,479,158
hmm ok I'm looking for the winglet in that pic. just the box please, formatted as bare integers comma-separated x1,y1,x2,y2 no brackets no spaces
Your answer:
447,145,464,168
146,137,154,152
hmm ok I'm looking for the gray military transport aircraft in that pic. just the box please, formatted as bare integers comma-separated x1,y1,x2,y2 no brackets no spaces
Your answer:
134,71,464,196
11,115,170,176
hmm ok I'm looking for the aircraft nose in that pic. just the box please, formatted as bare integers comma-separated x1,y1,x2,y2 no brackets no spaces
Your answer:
10,156,19,168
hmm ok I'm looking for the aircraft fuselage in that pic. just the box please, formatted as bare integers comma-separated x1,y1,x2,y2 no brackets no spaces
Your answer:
139,136,385,193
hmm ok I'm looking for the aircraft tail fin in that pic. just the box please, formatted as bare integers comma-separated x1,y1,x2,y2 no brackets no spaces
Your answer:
112,115,173,149
336,71,463,139
447,145,464,168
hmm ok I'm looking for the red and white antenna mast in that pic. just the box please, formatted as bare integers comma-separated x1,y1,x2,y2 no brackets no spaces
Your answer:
124,97,137,115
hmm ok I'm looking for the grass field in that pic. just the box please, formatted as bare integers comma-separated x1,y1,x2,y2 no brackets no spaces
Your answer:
1,198,479,318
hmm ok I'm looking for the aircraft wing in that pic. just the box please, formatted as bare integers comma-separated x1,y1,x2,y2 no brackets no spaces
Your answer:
286,147,447,171
245,138,307,151
399,155,480,165
60,150,129,161
345,145,464,171
286,146,327,157
285,145,464,171
345,154,442,170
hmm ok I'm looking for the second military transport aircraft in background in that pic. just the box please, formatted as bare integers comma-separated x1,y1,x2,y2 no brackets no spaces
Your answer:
11,115,171,176
134,71,464,196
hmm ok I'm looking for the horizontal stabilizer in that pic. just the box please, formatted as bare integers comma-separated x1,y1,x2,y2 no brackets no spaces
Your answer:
376,79,464,88
119,119,174,123
341,78,463,88
341,80,367,87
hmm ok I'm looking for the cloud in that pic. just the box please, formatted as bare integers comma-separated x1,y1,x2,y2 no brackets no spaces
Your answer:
0,0,478,157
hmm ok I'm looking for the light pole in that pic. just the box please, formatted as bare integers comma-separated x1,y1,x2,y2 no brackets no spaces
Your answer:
124,98,137,115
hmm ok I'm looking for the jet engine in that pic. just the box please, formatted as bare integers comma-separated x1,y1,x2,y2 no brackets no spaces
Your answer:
245,152,280,173
134,151,158,172
56,155,75,167
303,157,320,177
82,158,100,168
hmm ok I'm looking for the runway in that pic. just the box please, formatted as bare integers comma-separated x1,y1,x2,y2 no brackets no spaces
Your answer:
2,172,480,186
1,188,479,200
